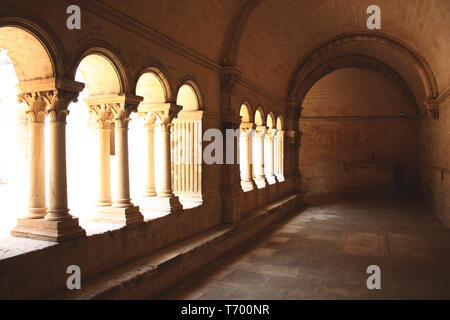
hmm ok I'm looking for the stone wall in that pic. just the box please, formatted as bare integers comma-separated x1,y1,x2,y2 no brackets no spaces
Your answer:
420,98,450,227
299,68,420,194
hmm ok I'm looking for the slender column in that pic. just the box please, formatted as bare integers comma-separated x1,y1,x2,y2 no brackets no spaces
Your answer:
265,128,277,184
239,123,256,191
44,90,78,221
253,125,268,188
110,104,133,208
277,130,285,181
139,103,182,213
89,104,113,206
141,112,157,197
12,80,86,242
19,93,47,218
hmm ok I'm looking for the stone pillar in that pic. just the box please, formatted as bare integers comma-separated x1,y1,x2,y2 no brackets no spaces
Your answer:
276,129,285,182
142,113,157,197
265,128,277,184
140,103,183,214
88,95,144,225
253,125,268,188
21,93,47,218
12,80,86,242
240,122,256,191
89,104,113,207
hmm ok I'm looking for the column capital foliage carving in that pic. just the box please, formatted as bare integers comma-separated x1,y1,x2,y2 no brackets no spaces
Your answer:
240,122,255,136
16,78,85,123
88,104,114,129
84,94,143,128
17,92,47,123
254,125,267,137
142,103,182,132
266,128,278,140
42,89,80,123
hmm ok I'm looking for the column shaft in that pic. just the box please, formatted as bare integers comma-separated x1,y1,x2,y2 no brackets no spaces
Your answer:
114,126,133,207
26,121,46,218
97,128,112,206
144,125,156,196
157,125,174,197
46,120,70,221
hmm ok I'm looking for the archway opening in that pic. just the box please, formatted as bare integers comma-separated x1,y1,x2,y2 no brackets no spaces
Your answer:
299,67,419,195
0,26,55,237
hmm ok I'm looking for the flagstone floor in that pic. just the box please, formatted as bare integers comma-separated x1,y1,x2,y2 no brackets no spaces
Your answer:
157,195,450,300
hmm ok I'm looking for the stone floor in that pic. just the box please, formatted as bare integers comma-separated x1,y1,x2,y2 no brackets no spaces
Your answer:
158,196,450,300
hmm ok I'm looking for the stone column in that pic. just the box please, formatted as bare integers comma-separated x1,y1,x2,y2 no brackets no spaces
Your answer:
12,81,87,242
240,122,256,191
142,113,157,197
265,128,277,184
276,130,285,181
253,125,268,188
88,104,113,207
88,95,144,225
20,93,47,218
141,103,183,214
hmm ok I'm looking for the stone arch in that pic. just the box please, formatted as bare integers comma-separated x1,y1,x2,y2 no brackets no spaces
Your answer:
276,116,284,130
266,112,275,129
73,44,129,95
240,102,253,123
136,68,170,104
290,55,420,118
254,108,265,126
75,50,124,97
286,34,439,115
176,80,202,111
0,24,56,81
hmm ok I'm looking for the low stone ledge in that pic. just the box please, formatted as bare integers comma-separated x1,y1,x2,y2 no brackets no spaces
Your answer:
47,194,300,299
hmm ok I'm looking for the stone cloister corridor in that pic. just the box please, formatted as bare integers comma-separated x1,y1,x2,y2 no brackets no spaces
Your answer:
159,196,450,300
0,0,449,301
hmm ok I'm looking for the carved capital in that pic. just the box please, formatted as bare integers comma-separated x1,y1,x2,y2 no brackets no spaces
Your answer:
266,128,278,141
254,125,267,138
88,104,114,129
239,122,255,137
143,103,182,132
17,92,47,123
42,89,79,123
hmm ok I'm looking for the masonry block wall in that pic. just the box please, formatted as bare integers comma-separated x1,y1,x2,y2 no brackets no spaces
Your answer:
299,68,420,194
420,98,450,227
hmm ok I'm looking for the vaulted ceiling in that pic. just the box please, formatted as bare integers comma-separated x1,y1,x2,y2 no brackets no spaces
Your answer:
97,0,450,106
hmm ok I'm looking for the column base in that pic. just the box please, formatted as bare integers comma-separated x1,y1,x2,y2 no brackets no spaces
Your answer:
241,179,257,192
139,196,183,215
93,206,143,225
254,177,268,189
11,217,86,243
276,174,285,182
266,174,277,185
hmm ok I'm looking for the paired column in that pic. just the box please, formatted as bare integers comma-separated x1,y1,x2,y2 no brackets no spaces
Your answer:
21,93,47,219
141,112,157,197
12,81,86,242
86,95,143,225
89,104,113,207
276,130,285,181
265,128,277,184
239,122,256,191
253,125,268,188
139,103,183,214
